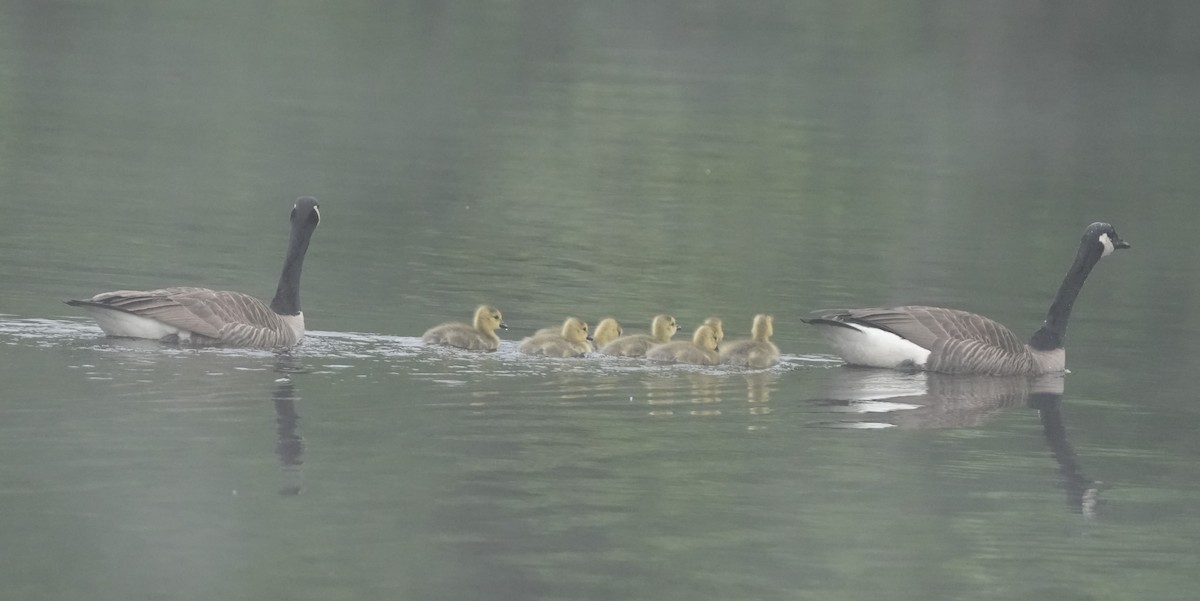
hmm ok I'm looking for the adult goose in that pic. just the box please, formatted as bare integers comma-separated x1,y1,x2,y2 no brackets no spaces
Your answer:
66,197,321,348
804,222,1129,375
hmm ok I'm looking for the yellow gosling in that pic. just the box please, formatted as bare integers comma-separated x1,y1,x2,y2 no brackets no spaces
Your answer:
703,316,725,344
519,317,592,357
422,305,507,351
720,314,780,369
645,324,720,365
600,314,679,357
591,318,623,348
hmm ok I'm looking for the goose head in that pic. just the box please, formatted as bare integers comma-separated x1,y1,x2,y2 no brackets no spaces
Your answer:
473,305,507,333
592,318,623,347
559,317,591,343
750,314,773,342
291,197,321,232
651,314,679,342
1085,222,1130,258
692,324,719,353
703,316,724,343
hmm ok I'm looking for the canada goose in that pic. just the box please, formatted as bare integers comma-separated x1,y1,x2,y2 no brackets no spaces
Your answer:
804,222,1130,375
703,316,725,344
591,318,623,348
600,314,680,357
65,197,321,347
646,324,721,365
422,305,508,351
519,317,592,357
720,314,780,368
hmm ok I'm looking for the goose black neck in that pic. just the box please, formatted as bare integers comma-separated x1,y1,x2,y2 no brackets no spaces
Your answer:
269,223,313,316
1028,242,1100,351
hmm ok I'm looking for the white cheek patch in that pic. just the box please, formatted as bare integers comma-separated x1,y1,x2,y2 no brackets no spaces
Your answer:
1099,232,1115,257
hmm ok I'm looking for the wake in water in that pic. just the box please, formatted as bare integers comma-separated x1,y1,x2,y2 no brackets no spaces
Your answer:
0,316,826,374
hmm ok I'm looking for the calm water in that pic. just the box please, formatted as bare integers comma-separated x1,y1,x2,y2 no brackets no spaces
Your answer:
2,2,1200,600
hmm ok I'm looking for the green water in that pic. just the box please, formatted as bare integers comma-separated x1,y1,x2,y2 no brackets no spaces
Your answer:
2,2,1199,600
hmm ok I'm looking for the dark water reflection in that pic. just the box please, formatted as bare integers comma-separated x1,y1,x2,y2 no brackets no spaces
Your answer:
272,357,306,496
813,369,1099,516
1030,392,1100,518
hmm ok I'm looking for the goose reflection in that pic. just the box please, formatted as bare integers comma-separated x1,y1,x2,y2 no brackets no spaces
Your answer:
272,355,306,496
1030,391,1100,517
814,369,1099,516
815,370,1045,429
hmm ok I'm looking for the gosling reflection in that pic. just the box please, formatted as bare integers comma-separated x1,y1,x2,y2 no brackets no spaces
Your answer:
814,370,1099,516
641,373,722,416
745,371,773,415
272,356,306,496
638,371,779,417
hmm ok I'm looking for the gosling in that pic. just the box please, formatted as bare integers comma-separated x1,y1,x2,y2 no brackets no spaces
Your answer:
703,316,725,345
600,314,680,357
422,305,507,351
645,324,720,365
720,314,779,369
519,317,593,357
591,318,623,348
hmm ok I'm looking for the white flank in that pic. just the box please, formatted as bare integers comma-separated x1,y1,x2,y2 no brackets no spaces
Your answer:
81,306,187,340
815,322,931,369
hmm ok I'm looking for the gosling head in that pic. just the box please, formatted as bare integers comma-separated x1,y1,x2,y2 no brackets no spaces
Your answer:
474,305,507,333
702,316,724,343
592,318,623,347
560,317,591,343
692,324,719,353
751,314,773,341
651,314,679,341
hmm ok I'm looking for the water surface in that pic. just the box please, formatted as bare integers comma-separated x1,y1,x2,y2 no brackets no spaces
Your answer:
2,2,1200,600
